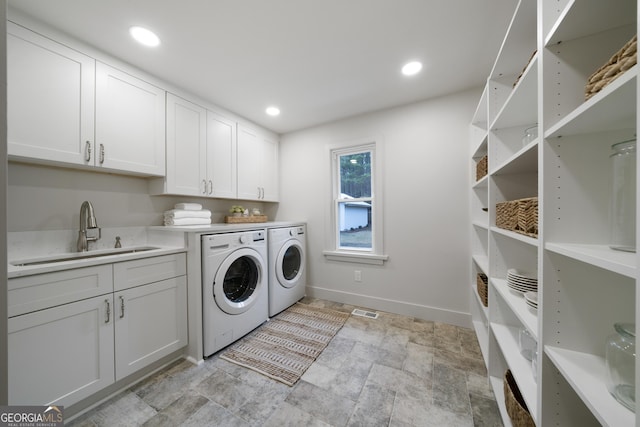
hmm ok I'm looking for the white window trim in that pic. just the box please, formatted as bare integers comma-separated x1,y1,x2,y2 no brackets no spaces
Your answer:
323,136,388,265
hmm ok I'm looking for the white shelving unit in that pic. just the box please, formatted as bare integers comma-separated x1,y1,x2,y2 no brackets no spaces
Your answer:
469,0,638,425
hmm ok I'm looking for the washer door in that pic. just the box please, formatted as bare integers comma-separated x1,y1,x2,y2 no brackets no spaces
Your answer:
276,240,304,289
213,248,264,315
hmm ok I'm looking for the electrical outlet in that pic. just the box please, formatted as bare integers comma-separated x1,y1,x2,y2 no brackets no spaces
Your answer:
354,270,362,282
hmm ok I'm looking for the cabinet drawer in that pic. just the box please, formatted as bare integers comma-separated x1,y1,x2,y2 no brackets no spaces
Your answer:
113,253,186,291
8,264,113,317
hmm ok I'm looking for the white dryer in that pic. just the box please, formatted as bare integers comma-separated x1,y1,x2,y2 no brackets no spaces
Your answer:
268,225,306,317
202,230,268,357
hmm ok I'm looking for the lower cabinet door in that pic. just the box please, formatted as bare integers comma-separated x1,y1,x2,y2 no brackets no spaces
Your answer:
8,296,115,406
114,276,187,381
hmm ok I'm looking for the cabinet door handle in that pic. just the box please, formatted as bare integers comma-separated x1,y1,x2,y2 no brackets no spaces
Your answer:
208,180,213,195
105,299,111,323
119,296,125,319
99,144,105,164
85,141,92,162
260,187,264,199
257,187,261,199
202,179,207,194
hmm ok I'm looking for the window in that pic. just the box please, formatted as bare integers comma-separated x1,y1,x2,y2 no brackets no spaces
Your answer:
324,139,387,265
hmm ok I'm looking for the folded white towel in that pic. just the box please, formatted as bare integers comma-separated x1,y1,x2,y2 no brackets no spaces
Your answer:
164,209,211,219
164,217,212,226
174,203,203,211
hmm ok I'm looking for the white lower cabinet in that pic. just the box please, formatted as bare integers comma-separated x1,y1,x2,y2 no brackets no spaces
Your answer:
8,295,115,406
114,277,187,381
7,253,187,407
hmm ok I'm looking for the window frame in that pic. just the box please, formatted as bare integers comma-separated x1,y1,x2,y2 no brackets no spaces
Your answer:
323,137,388,265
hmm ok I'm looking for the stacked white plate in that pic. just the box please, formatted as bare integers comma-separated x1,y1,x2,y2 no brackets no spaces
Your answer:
524,291,538,310
507,268,538,293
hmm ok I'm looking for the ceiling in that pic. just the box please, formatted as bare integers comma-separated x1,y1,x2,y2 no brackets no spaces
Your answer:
8,0,517,134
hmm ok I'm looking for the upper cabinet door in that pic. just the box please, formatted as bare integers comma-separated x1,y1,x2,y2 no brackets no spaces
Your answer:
237,125,263,201
95,62,166,176
7,22,95,166
165,93,207,196
207,111,237,199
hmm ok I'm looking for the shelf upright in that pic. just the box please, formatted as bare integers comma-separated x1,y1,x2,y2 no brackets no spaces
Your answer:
539,0,638,425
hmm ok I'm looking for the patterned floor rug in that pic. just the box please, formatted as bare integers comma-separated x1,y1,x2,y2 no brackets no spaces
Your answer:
219,303,350,386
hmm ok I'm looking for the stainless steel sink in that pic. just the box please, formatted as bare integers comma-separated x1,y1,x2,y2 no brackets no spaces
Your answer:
10,246,161,266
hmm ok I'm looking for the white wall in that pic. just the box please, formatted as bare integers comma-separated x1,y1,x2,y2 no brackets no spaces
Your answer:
7,163,270,232
276,88,478,327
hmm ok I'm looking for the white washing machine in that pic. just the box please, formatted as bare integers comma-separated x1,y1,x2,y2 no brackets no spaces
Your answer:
268,225,307,317
202,230,268,357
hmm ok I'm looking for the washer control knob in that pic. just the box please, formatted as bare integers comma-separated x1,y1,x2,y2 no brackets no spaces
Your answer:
289,229,296,237
240,234,249,244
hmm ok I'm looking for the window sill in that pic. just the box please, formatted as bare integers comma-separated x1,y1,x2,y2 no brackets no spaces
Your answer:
323,250,388,265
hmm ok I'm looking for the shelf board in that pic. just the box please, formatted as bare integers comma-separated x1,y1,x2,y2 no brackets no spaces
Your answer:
491,140,537,176
546,66,637,139
472,175,488,189
472,254,489,274
491,227,539,247
545,0,637,46
492,278,538,341
471,84,489,129
545,346,635,427
472,220,489,231
472,318,489,368
471,132,488,158
489,0,537,80
491,323,538,422
491,55,538,130
545,243,636,279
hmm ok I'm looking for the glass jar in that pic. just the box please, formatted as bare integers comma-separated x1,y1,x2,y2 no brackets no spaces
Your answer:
605,323,636,412
609,139,636,252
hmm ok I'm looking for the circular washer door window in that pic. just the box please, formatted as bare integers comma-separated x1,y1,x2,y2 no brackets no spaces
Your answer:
276,241,304,288
213,248,264,314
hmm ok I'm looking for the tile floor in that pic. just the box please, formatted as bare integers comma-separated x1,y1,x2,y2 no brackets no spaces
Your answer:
69,298,503,427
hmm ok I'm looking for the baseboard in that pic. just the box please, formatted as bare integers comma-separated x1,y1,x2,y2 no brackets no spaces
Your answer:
306,286,471,328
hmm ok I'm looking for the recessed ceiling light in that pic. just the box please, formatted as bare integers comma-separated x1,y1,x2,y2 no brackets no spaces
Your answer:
402,61,422,76
266,106,281,116
129,26,160,47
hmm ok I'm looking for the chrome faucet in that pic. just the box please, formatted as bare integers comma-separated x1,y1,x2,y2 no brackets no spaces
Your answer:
77,201,101,252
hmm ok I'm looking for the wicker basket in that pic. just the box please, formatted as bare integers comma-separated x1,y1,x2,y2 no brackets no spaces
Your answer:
504,370,536,427
476,273,488,307
476,155,488,181
513,49,537,88
224,215,268,223
585,35,637,100
496,197,538,238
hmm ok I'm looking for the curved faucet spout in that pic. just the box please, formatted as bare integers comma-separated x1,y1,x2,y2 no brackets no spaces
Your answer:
77,201,101,252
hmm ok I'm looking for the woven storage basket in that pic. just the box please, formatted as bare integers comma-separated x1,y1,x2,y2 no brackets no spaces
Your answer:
515,197,538,236
585,35,637,100
513,49,537,88
476,273,488,307
224,215,268,223
496,197,538,238
496,200,518,231
504,370,535,427
476,155,488,181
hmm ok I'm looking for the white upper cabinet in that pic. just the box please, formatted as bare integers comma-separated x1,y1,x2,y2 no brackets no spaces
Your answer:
7,21,95,166
207,111,237,199
7,21,166,177
163,93,207,196
152,93,238,198
95,62,166,176
237,124,279,202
